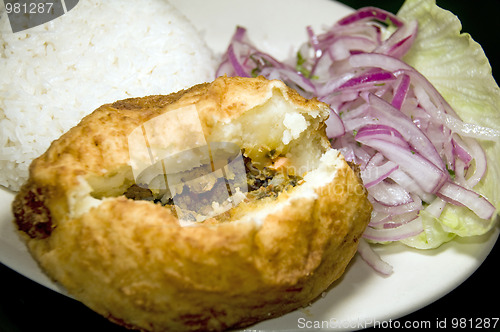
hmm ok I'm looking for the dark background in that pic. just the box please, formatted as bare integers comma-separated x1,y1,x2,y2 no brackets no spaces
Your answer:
1,0,499,331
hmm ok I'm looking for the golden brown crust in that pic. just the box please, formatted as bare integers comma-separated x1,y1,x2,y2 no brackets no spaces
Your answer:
12,76,371,331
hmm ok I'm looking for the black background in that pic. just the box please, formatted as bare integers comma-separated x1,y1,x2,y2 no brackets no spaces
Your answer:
1,0,499,331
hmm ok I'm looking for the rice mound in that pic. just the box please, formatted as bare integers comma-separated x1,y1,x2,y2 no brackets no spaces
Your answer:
0,0,217,190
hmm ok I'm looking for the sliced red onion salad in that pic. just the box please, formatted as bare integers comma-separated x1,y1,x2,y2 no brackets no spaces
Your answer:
216,7,499,275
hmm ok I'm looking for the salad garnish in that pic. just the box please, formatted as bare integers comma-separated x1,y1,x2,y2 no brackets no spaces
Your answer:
216,0,499,274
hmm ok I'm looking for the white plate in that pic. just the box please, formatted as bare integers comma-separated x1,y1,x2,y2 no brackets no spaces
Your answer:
0,0,498,330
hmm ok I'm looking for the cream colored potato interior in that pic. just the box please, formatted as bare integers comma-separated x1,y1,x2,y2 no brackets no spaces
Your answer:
209,88,329,174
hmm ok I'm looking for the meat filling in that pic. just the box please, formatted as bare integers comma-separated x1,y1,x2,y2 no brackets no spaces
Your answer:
243,156,302,200
123,155,302,206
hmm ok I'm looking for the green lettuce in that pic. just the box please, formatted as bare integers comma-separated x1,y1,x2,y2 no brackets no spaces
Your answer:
395,0,500,249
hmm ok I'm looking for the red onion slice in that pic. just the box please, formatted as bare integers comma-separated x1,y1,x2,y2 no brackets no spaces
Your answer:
363,217,424,242
226,44,250,77
355,136,448,194
361,160,399,188
451,135,473,166
437,182,496,220
370,180,413,206
424,197,447,219
367,93,447,170
388,169,435,203
371,193,422,216
325,109,346,138
460,137,488,188
375,20,418,59
357,238,393,276
337,69,395,90
356,125,408,148
337,7,404,28
391,74,411,110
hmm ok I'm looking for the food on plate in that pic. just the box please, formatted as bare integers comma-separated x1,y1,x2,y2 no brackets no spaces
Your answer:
12,76,372,331
0,0,216,191
216,0,499,272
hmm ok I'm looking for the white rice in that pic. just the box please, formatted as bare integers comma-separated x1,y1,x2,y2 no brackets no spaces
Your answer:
0,0,217,191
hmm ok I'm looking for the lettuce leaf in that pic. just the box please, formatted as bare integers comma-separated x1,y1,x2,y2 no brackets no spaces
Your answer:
396,0,500,249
